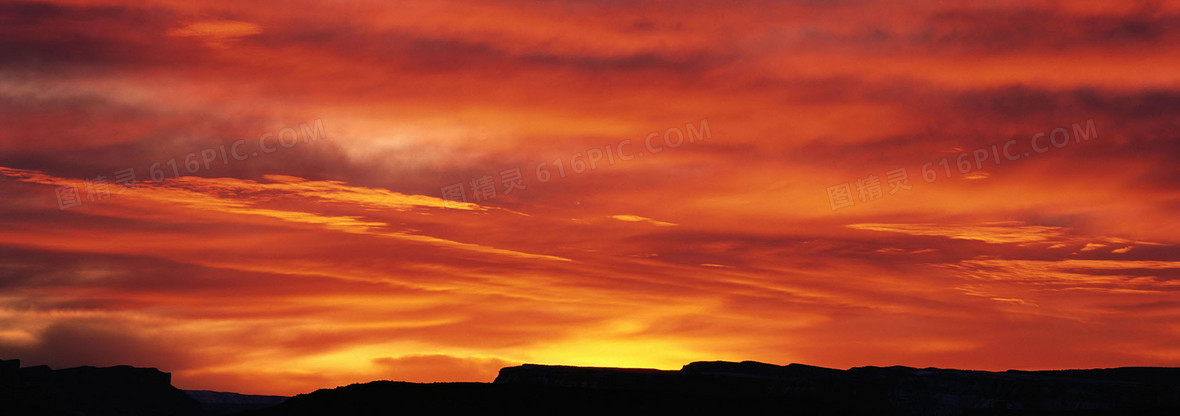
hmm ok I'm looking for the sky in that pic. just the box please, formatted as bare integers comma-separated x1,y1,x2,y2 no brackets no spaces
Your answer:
0,0,1178,396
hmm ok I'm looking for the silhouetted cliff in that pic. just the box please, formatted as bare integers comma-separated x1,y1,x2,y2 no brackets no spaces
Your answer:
0,359,206,416
243,361,1180,415
498,361,1180,414
6,358,1179,415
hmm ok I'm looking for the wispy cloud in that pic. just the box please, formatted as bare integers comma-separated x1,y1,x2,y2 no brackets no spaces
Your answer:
847,222,1067,244
609,214,677,227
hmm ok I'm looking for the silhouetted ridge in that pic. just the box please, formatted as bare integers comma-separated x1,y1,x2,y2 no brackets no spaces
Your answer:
184,390,288,415
494,363,679,390
7,358,1179,415
0,359,205,416
244,361,1180,416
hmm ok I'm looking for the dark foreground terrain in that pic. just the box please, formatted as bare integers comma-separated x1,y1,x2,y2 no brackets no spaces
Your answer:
4,358,1180,415
0,359,283,415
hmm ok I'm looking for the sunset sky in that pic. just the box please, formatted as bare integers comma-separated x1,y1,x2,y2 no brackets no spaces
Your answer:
1,0,1178,396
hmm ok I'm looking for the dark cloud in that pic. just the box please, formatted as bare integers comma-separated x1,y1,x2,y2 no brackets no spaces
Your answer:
915,8,1180,52
0,320,194,371
0,2,190,71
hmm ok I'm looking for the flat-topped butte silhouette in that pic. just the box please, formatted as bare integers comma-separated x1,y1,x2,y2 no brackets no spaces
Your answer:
250,361,1180,415
4,358,1180,415
0,359,283,415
